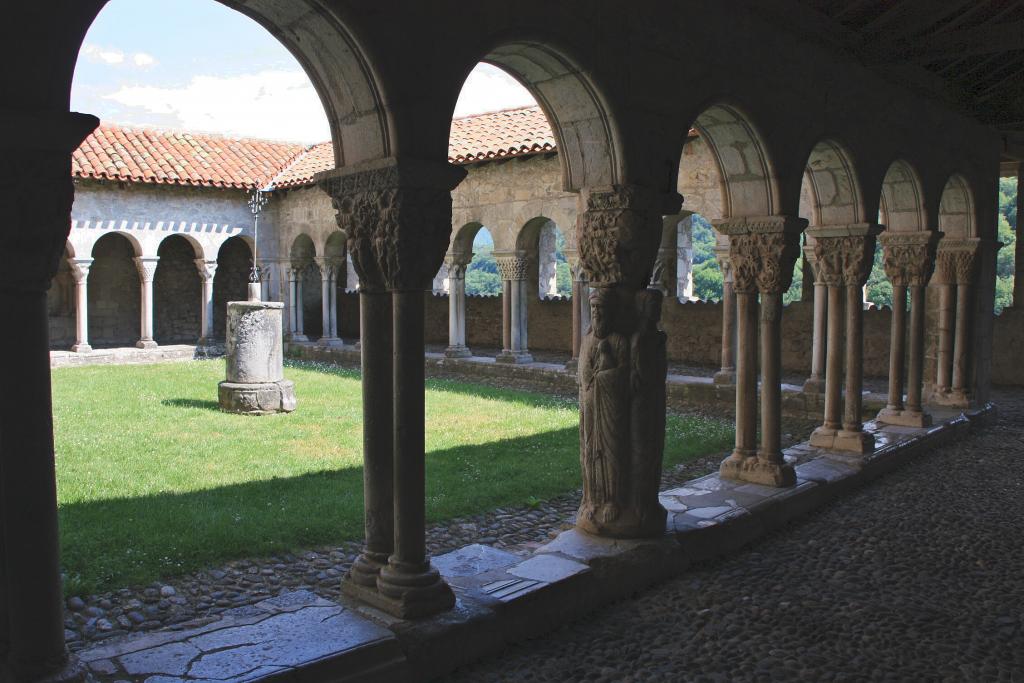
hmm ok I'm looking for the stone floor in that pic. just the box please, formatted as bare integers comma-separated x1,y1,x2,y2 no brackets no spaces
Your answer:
443,392,1022,682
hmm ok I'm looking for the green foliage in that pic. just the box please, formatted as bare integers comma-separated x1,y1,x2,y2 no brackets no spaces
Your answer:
995,177,1018,313
52,359,734,592
465,242,501,296
692,259,724,301
691,214,717,266
556,261,572,297
865,244,891,308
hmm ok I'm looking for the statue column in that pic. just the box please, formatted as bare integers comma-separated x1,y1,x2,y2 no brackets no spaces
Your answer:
320,157,466,619
712,246,736,385
495,255,532,364
195,259,217,346
802,244,827,394
68,258,92,353
716,216,805,486
934,239,980,407
876,231,939,427
575,184,682,538
565,255,589,371
134,256,159,349
445,257,471,358
0,110,97,682
807,225,881,454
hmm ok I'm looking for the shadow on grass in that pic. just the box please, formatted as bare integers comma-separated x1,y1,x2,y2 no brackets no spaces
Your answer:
161,398,221,411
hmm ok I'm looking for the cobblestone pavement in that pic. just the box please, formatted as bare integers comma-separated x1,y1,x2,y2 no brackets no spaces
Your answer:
443,390,1024,683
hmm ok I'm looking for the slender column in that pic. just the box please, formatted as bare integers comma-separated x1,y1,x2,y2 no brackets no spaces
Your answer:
841,283,868,438
134,256,159,349
445,260,471,358
566,256,587,371
0,111,96,682
716,216,804,487
289,264,309,342
803,245,827,393
69,259,92,353
713,247,736,385
951,281,972,394
320,156,464,619
937,240,979,407
328,265,340,339
317,259,342,347
495,256,532,363
815,284,844,435
195,259,217,346
935,282,955,394
501,280,512,354
876,231,938,427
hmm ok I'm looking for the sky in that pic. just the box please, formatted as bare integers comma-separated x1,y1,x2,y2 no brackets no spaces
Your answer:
72,0,537,144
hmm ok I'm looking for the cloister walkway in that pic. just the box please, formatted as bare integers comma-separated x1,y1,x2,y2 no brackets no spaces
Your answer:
444,389,1024,682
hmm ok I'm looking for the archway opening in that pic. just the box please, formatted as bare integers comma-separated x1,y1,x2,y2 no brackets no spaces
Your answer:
88,232,142,348
212,236,252,339
154,235,202,344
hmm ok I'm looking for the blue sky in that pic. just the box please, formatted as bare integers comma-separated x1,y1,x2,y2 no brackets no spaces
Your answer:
72,0,535,143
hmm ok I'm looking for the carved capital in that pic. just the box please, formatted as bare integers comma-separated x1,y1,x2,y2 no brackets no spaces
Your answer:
68,258,93,283
495,255,529,281
134,256,159,283
194,258,217,282
714,216,806,295
446,260,468,280
935,237,980,286
317,157,466,292
713,245,733,283
807,224,882,287
878,231,940,287
577,185,682,289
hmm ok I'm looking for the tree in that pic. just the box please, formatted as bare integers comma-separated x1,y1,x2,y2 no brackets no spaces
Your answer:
692,259,723,301
465,243,501,295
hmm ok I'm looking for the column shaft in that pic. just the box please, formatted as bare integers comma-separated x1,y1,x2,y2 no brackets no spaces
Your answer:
843,283,865,432
822,285,844,430
714,280,736,384
329,274,339,339
759,292,783,462
138,275,156,348
885,284,908,411
951,282,972,393
804,282,827,392
501,280,511,353
906,285,927,414
320,275,331,341
72,271,91,353
733,291,758,458
936,283,955,392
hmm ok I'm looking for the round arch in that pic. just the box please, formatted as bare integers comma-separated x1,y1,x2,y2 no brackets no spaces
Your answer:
879,160,927,232
154,235,202,344
937,174,976,239
452,222,487,261
212,235,253,339
802,139,863,227
88,232,142,347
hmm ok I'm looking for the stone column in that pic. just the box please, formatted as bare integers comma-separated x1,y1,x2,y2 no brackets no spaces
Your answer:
713,246,736,385
134,256,159,349
0,110,97,683
807,225,881,454
566,255,588,371
934,239,980,407
1013,169,1024,307
802,245,827,394
716,216,805,486
495,255,532,364
68,258,92,353
320,156,466,619
575,184,682,538
288,265,309,342
445,258,471,358
876,231,939,427
317,258,342,347
195,259,217,346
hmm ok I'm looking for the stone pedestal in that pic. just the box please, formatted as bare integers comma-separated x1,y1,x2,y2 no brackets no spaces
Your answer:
218,301,295,414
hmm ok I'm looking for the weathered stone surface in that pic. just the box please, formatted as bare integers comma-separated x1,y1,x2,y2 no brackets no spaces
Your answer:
217,380,295,414
507,555,589,583
433,544,520,579
223,302,284,384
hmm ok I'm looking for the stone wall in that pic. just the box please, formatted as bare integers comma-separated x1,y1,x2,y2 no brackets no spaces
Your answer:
88,234,141,347
991,307,1024,386
154,236,201,344
213,238,251,339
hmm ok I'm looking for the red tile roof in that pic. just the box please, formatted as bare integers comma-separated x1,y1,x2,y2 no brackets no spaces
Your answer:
73,106,559,190
73,125,307,190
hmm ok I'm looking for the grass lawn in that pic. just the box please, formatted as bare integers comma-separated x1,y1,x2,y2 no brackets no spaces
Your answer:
52,359,733,595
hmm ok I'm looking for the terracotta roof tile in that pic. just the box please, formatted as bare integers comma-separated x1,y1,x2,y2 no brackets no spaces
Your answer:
448,106,556,164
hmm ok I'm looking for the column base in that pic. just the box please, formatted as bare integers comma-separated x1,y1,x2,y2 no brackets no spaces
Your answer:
135,339,158,349
70,343,92,354
496,350,533,364
802,376,825,394
876,407,932,428
317,336,344,348
286,334,309,343
719,453,795,487
931,389,971,409
564,358,578,373
810,426,875,454
444,345,472,359
575,502,667,539
712,369,735,385
370,561,455,619
218,380,296,414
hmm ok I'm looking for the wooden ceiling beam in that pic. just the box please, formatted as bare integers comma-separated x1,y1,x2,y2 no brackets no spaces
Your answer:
865,19,1024,63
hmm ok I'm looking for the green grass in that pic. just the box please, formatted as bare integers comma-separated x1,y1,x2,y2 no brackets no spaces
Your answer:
52,359,733,595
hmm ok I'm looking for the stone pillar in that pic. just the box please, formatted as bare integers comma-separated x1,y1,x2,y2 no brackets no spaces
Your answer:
68,258,92,353
0,110,97,683
287,266,308,342
320,156,466,619
195,259,217,346
716,216,805,486
575,184,682,538
318,258,342,347
876,231,939,427
495,255,532,364
802,245,827,394
933,239,980,407
566,255,589,371
217,301,296,413
807,225,881,454
134,256,159,349
1013,169,1024,307
712,246,736,385
445,258,471,358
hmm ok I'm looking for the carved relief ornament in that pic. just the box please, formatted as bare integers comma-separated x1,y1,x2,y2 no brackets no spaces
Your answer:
878,231,940,287
317,158,467,292
495,256,530,281
714,216,806,295
808,225,882,288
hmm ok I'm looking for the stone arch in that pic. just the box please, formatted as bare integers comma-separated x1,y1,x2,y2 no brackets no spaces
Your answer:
290,234,322,339
469,42,620,190
452,222,486,262
680,103,778,219
937,174,976,239
324,230,348,326
515,216,565,299
879,160,927,232
802,140,864,227
88,232,141,347
212,236,252,339
154,235,202,345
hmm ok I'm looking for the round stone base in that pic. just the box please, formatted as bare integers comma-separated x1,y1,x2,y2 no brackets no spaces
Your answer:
218,380,296,415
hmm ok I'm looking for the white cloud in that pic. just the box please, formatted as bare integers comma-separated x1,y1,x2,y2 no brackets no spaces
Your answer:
454,64,536,117
104,69,330,143
81,43,125,66
132,52,157,68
